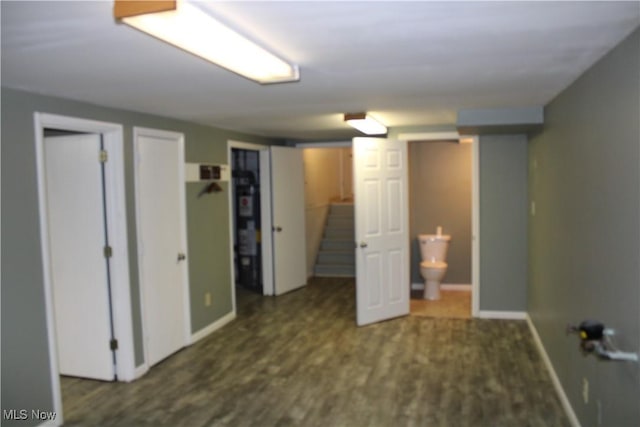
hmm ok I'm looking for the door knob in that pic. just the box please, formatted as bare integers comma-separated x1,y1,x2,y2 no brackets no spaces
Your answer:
177,253,186,262
273,226,283,232
359,242,368,248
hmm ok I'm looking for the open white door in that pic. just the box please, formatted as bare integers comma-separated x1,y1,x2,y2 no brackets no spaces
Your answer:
44,134,115,380
354,137,410,326
270,146,307,295
134,128,190,367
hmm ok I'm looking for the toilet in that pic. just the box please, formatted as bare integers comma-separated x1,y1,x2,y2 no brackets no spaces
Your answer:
418,228,451,300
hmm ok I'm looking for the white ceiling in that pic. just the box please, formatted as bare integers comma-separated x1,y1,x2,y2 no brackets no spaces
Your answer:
2,1,639,141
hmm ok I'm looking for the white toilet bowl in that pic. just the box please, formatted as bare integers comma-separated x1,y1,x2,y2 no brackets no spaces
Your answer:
418,230,451,300
420,260,447,300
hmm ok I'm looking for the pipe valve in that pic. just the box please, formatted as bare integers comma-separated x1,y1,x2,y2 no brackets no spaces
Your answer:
567,320,638,362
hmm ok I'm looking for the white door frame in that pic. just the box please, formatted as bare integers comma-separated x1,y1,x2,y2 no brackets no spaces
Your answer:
133,127,192,374
227,140,275,305
470,135,480,316
34,112,135,426
398,131,480,317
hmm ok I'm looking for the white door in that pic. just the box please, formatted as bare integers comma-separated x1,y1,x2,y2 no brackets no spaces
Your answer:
270,146,307,295
354,137,410,326
135,128,190,367
44,134,115,380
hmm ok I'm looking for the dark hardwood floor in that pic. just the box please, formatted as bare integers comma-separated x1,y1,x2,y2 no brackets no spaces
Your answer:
61,277,570,426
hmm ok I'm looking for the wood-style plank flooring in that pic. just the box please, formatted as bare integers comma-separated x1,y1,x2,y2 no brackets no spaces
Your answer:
61,277,570,426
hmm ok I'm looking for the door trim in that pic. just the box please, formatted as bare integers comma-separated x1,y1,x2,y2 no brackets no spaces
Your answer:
470,135,480,317
227,140,275,304
34,112,134,425
133,126,192,372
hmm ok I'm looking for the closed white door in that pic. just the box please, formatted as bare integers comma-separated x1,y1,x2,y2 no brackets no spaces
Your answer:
44,134,115,380
270,146,307,295
354,137,410,326
135,128,190,367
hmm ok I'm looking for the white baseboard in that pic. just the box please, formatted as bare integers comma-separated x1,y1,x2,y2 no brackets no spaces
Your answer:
134,363,149,380
526,315,581,427
477,310,527,320
191,311,236,344
411,282,471,291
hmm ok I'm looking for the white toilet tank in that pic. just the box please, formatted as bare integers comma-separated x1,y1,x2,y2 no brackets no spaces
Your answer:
418,234,451,262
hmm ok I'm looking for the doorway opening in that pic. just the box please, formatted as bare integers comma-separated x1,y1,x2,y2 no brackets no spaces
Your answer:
231,148,264,294
43,128,119,380
35,113,135,425
227,141,308,308
301,145,355,279
407,139,473,320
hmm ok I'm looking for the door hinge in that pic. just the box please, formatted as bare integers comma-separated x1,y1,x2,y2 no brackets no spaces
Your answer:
99,150,108,163
110,339,118,351
104,245,113,258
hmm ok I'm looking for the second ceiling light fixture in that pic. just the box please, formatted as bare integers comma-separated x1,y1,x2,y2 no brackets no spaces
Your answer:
344,113,388,135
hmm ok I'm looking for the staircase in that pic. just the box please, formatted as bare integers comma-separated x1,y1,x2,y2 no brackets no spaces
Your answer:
314,203,355,277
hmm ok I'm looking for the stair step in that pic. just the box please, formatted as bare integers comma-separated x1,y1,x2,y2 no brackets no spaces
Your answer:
329,204,354,217
324,228,354,239
320,239,354,251
326,216,355,228
317,250,355,265
314,203,355,278
314,264,355,277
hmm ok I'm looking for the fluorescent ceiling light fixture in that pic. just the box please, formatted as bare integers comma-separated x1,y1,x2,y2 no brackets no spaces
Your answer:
344,113,387,135
114,0,299,84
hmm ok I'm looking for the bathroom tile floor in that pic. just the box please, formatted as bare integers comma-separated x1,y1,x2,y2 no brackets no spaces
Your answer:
410,289,472,319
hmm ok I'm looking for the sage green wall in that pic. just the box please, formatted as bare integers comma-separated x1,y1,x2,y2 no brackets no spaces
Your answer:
528,29,639,427
0,87,280,426
409,141,472,284
479,134,528,312
185,182,234,332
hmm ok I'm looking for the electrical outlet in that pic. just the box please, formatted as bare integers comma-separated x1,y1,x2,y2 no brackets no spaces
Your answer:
582,378,589,404
205,292,212,307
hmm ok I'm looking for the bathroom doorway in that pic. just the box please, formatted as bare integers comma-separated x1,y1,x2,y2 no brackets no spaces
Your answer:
407,138,473,319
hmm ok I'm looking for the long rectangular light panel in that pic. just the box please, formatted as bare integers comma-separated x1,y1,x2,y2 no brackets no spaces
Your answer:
119,1,299,84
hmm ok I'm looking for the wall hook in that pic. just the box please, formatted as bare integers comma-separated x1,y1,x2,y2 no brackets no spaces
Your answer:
198,181,223,198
